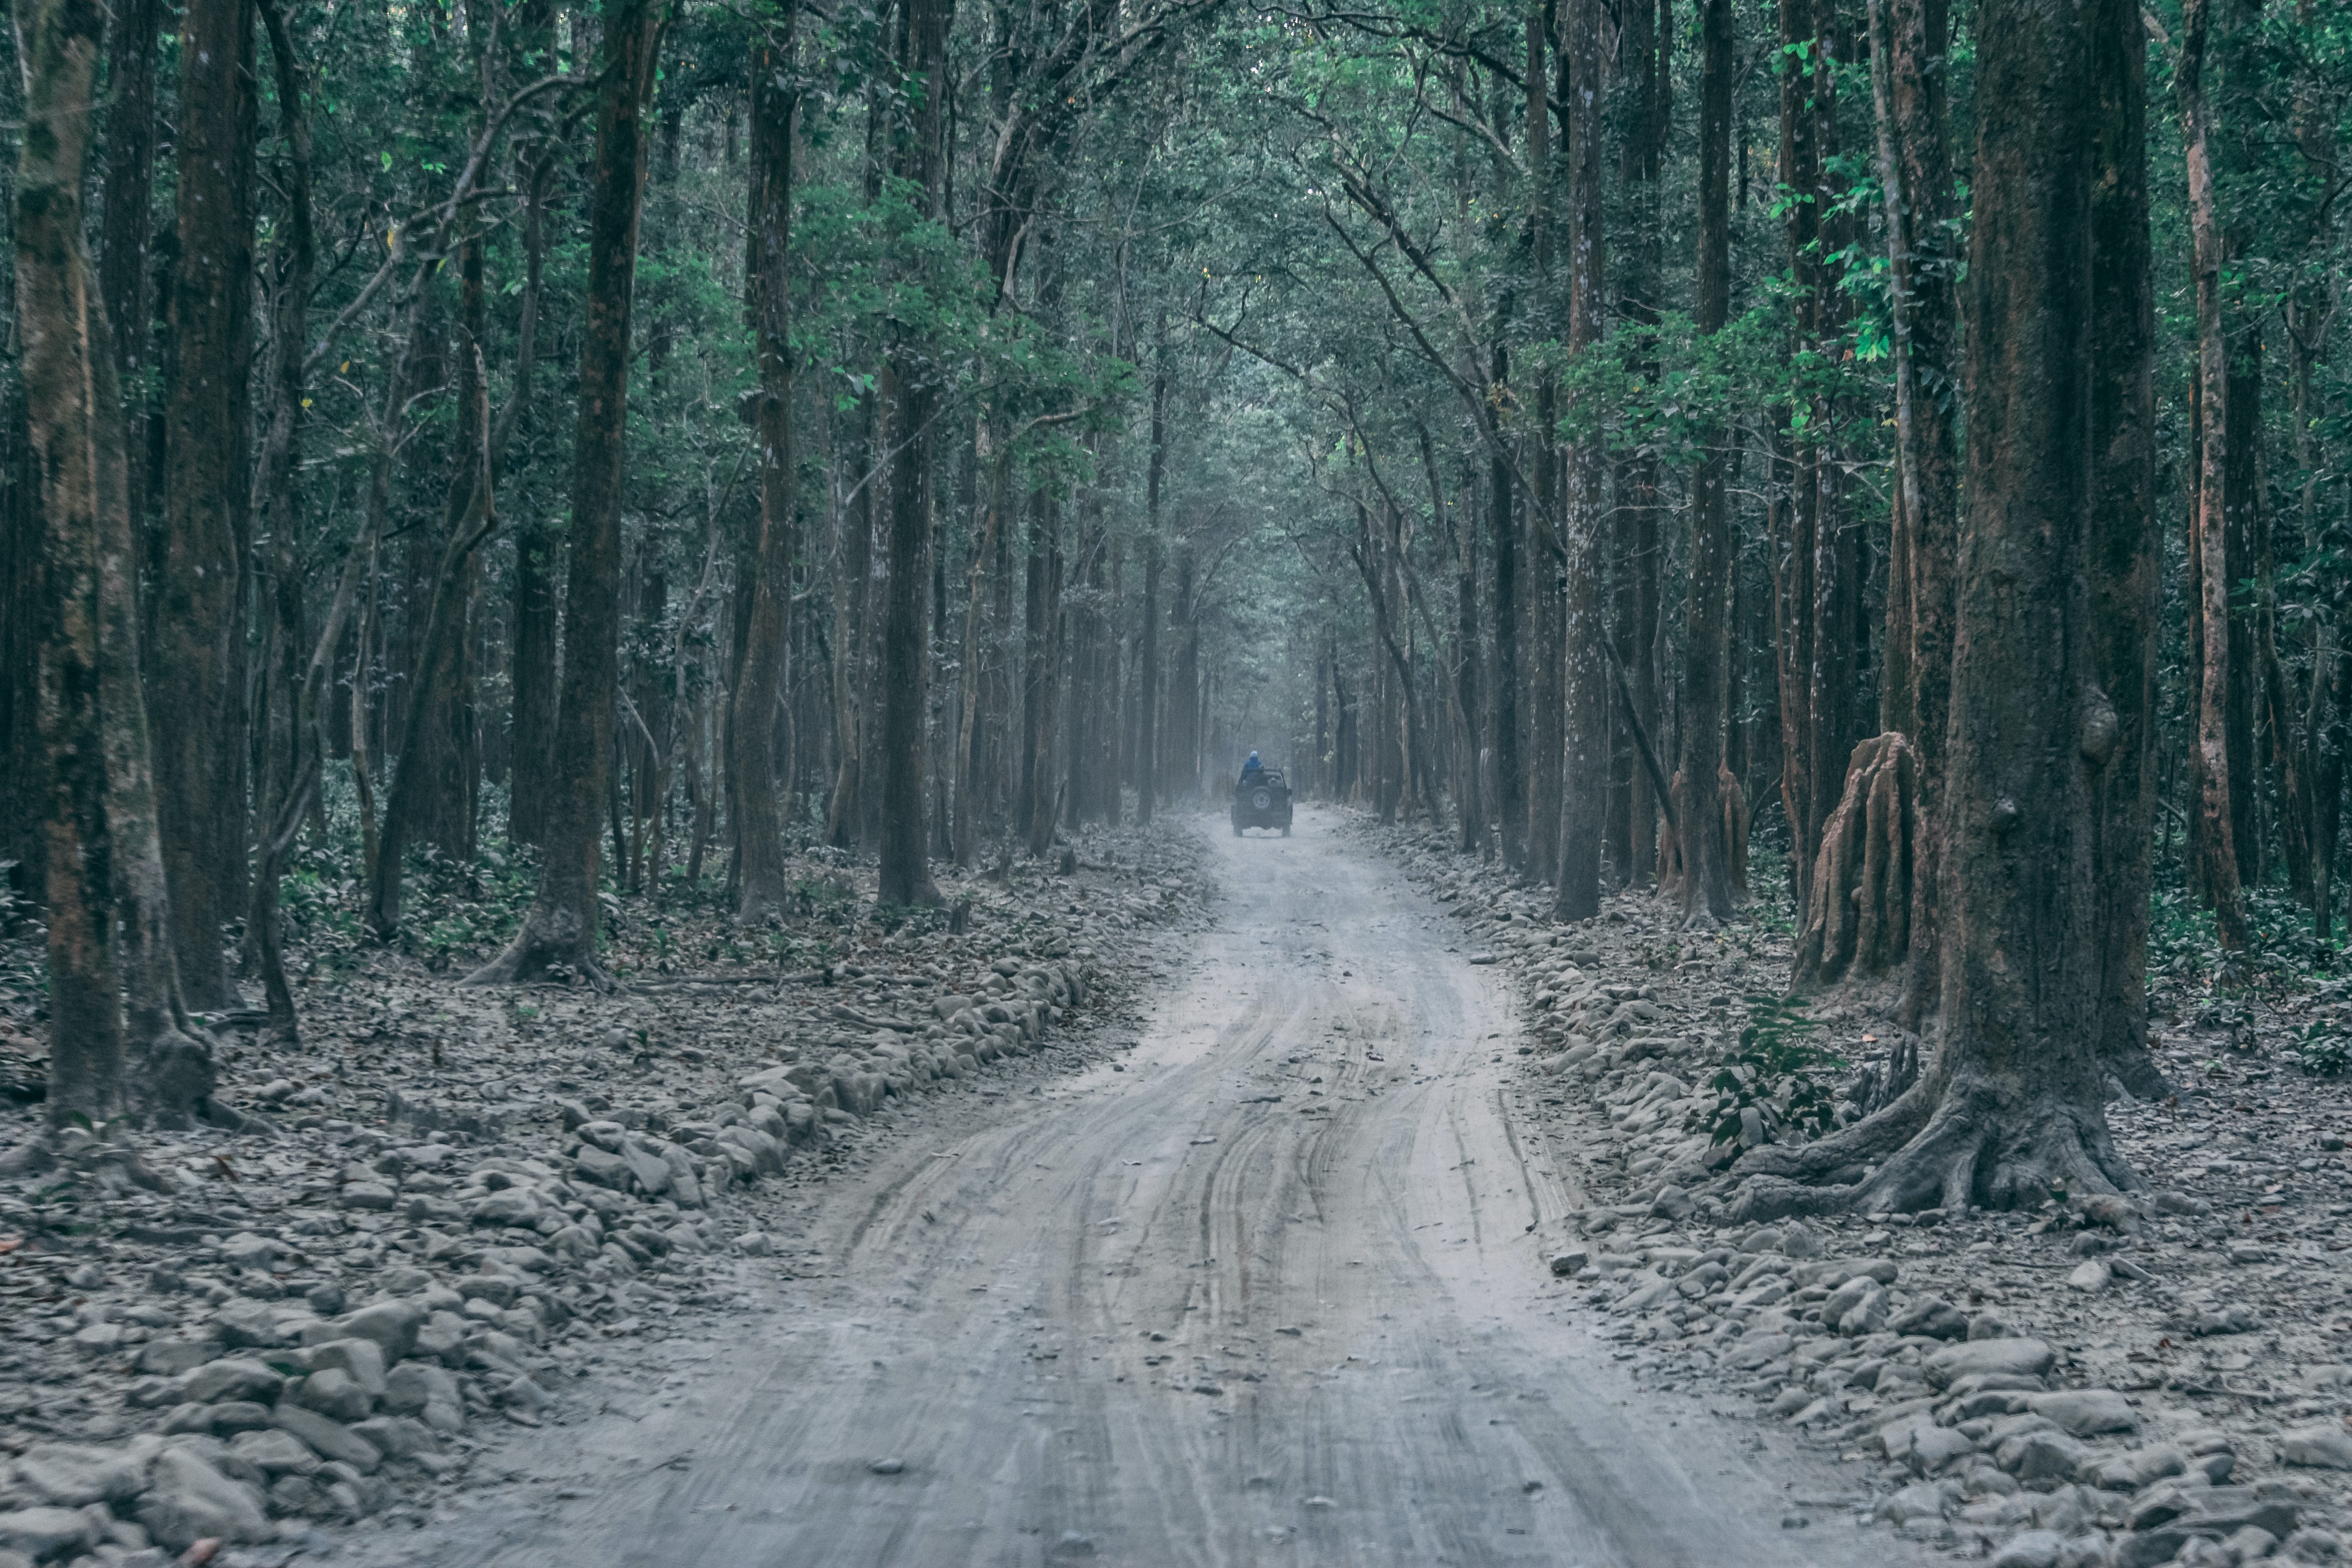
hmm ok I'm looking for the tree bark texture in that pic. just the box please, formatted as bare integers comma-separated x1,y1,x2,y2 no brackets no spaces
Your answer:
1552,0,1606,922
731,16,800,920
470,0,664,985
1675,0,1738,923
22,0,216,1127
1737,0,2152,1217
152,0,258,1012
2179,0,2250,951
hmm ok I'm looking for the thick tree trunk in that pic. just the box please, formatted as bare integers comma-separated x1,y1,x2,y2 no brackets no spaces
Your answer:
2087,0,2163,1096
152,0,258,1013
1737,0,2151,1217
731,19,799,920
469,0,663,986
22,0,216,1127
877,0,951,906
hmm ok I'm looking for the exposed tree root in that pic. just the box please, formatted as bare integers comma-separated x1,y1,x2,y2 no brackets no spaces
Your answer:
1726,1074,2142,1222
1795,732,1922,990
464,904,613,991
1655,762,1751,911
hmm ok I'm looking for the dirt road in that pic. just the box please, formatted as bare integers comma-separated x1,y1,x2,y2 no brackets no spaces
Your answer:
347,811,1894,1566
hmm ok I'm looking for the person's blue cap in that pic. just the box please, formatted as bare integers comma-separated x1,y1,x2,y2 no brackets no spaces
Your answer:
1247,751,1259,764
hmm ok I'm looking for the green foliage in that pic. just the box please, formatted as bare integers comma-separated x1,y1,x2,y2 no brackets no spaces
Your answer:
1690,995,1848,1148
2293,1020,2349,1077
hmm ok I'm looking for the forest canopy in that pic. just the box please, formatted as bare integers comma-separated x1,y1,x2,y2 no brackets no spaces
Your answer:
4,0,2345,1213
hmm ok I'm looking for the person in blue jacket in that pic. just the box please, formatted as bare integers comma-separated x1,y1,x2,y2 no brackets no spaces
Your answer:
1240,751,1266,786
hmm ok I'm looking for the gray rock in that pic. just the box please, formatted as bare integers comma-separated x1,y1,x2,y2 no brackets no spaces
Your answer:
2191,1304,2263,1336
1888,1298,1970,1341
1874,1483,1947,1524
301,1336,387,1401
2282,1424,2352,1470
2065,1259,2111,1293
1997,1429,2089,1483
227,1428,319,1477
661,1145,705,1207
316,1299,423,1363
1779,1223,1819,1259
294,1365,375,1423
382,1361,460,1419
1548,1249,1590,1278
183,1357,286,1405
735,1232,777,1257
470,1189,545,1227
571,1147,630,1189
218,1231,283,1270
11,1441,155,1508
210,1299,291,1349
619,1138,671,1196
1990,1530,2065,1568
134,1339,218,1378
1927,1338,2055,1389
2027,1389,2138,1437
1967,1310,2021,1341
1908,1428,1980,1476
1838,1286,1889,1338
2085,1443,2188,1492
135,1448,271,1549
348,1417,439,1462
0,1507,97,1563
272,1405,382,1472
71,1321,124,1357
1650,1185,1694,1221
338,1181,398,1211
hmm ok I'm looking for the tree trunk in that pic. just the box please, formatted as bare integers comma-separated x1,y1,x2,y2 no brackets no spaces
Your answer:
731,16,799,920
1552,0,1606,922
1136,342,1167,827
507,139,558,848
1675,0,1738,923
1488,340,1521,866
152,0,257,1012
2087,0,2163,1096
469,0,663,986
249,0,318,1038
368,230,495,938
22,0,216,1127
1736,0,2152,1216
877,0,951,906
2180,0,2250,950
99,0,159,541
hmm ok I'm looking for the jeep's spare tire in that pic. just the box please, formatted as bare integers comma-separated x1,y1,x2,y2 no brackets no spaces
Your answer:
1252,788,1273,811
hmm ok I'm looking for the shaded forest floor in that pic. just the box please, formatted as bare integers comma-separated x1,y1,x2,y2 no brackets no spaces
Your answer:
0,817,1212,1563
1359,813,2352,1566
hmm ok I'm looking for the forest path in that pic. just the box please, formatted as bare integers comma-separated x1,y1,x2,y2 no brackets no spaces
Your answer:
342,809,1898,1567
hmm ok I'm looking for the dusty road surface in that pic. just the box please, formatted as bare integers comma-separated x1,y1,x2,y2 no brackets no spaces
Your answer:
348,810,1899,1567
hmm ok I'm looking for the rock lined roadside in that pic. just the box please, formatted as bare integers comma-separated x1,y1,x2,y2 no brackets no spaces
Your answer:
0,824,1209,1568
1360,816,2352,1568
